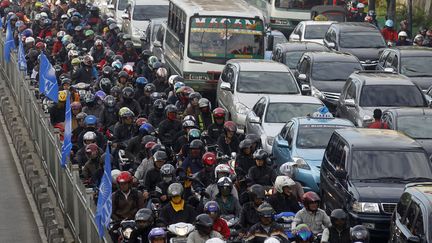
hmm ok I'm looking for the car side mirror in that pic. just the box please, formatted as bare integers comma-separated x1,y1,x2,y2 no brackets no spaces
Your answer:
298,73,307,81
345,98,355,107
249,115,261,124
107,4,115,10
407,236,421,243
327,42,336,49
301,84,311,93
290,34,300,41
220,82,232,91
121,13,129,19
153,40,162,47
334,170,347,180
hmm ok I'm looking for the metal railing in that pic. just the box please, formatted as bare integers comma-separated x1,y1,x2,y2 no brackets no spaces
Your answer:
0,36,109,243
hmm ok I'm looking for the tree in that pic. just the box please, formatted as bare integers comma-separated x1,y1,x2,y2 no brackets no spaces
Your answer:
386,0,396,21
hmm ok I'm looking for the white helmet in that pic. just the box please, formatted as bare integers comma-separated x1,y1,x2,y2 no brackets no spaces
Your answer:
25,37,35,44
83,131,97,142
398,31,408,38
279,162,298,178
274,176,296,193
214,164,231,179
111,169,121,183
264,237,280,243
156,67,168,78
357,3,365,8
168,75,179,85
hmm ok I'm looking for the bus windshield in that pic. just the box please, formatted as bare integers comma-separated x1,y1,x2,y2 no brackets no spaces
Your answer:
275,0,324,10
189,17,264,64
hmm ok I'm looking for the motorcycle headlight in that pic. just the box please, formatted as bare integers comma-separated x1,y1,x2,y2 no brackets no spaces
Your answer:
311,86,325,100
175,225,189,236
292,157,311,170
235,103,249,115
352,202,380,213
123,228,133,239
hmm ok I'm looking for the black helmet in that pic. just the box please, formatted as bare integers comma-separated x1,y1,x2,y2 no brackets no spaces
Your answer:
110,86,121,96
168,183,183,197
84,93,96,104
144,83,156,93
135,208,154,222
153,150,167,162
150,92,163,103
160,164,175,176
122,87,134,99
195,214,213,227
119,71,129,79
103,95,116,108
239,138,253,150
330,209,347,222
113,55,124,63
150,144,166,155
141,135,157,145
217,176,233,196
189,139,204,150
351,225,370,243
165,104,177,115
257,202,275,218
125,40,134,49
153,99,166,112
253,149,268,160
141,49,152,59
100,78,112,92
249,184,265,200
189,92,202,101
245,133,261,146
102,66,113,76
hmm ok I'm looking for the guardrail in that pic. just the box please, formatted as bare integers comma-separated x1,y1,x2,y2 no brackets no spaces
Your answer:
0,36,110,242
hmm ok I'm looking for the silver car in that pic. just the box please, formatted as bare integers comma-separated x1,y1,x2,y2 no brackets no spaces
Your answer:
245,95,324,152
216,59,302,133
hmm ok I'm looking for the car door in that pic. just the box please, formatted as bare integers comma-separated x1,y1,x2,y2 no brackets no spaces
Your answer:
376,50,390,70
336,79,356,122
273,121,294,166
152,23,166,63
391,192,412,242
217,64,236,115
396,199,425,243
246,97,266,135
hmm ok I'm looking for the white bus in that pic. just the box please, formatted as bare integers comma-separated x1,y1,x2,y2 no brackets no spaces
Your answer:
246,0,325,36
163,0,266,92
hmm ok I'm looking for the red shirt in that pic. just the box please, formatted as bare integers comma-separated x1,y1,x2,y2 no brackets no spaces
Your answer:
381,28,398,42
368,120,389,129
213,217,230,239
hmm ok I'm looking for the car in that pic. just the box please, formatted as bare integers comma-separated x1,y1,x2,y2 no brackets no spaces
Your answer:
289,20,336,45
323,22,387,70
141,19,166,63
272,42,330,73
272,110,354,192
381,108,432,155
216,59,301,133
310,5,349,22
107,0,132,27
336,71,429,127
376,46,432,92
320,128,432,238
265,30,288,59
295,51,363,109
121,0,169,48
389,182,432,243
245,95,324,153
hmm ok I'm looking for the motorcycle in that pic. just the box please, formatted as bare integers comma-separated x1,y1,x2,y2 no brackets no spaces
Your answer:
118,220,136,243
220,214,241,242
274,212,296,241
167,222,194,243
71,82,91,103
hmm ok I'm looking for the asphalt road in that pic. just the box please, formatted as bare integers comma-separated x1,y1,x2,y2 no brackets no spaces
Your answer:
0,120,43,243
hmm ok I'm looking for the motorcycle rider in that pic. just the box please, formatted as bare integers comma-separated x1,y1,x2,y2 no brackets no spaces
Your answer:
204,201,230,240
187,214,224,243
111,171,145,221
292,192,331,236
350,225,369,243
154,164,176,206
245,202,287,243
129,208,155,243
279,163,304,201
174,120,197,154
81,143,103,185
148,98,166,127
235,138,255,178
77,114,105,149
195,152,217,189
206,164,239,200
321,209,351,243
158,104,182,147
396,31,412,46
82,93,102,119
197,98,213,131
181,139,205,174
134,141,157,181
248,149,276,187
239,184,265,232
143,151,167,200
49,90,67,125
185,92,202,120
217,121,240,156
159,183,196,225
381,19,398,44
269,176,301,214
214,177,241,218
99,95,118,131
117,87,142,116
113,107,135,143
206,108,226,145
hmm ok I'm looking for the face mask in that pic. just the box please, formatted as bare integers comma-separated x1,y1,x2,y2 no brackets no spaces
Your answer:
167,113,176,120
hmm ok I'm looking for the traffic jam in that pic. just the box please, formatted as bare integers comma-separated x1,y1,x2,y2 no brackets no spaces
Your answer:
4,0,432,242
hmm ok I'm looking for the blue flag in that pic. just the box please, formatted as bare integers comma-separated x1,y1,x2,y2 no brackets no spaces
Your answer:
60,93,72,168
4,20,16,63
39,53,59,102
95,144,112,238
17,36,27,71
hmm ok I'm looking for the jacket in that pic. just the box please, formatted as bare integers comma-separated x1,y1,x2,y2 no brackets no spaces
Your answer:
159,201,196,225
239,202,260,231
186,230,223,243
268,192,302,214
293,208,331,234
245,222,288,243
111,189,145,221
247,165,277,186
321,226,351,243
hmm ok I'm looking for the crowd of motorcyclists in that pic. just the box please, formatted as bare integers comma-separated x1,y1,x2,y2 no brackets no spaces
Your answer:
0,0,418,242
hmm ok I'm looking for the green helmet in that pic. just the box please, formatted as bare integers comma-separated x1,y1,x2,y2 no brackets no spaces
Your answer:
85,29,95,37
148,56,158,69
188,128,201,142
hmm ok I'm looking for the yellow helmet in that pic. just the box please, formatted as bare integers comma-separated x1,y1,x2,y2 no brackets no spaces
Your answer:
58,90,67,102
71,58,81,65
314,14,328,21
35,2,43,8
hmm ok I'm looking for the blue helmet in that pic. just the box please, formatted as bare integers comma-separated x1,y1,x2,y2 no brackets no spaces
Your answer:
204,201,220,214
174,82,185,92
95,90,106,101
139,123,155,135
135,77,148,85
385,19,394,28
84,115,97,126
148,227,166,241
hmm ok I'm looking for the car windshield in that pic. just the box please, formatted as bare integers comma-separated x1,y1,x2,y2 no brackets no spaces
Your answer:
296,124,351,148
132,5,169,20
304,25,331,39
311,61,362,81
340,32,386,48
350,150,432,180
265,103,322,123
400,56,432,77
118,0,129,10
360,85,425,107
274,0,324,10
189,17,264,64
237,71,299,94
284,51,304,69
397,116,432,139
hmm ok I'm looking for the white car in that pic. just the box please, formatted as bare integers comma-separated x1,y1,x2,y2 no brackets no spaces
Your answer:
289,21,335,45
121,0,168,48
107,0,132,28
245,95,324,152
217,59,305,133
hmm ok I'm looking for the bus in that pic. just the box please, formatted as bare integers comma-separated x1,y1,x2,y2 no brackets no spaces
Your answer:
163,0,266,92
246,0,325,36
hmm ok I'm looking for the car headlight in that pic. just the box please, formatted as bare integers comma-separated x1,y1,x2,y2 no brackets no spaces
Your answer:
292,157,311,170
235,103,249,115
266,136,274,146
352,202,380,213
311,86,325,100
363,115,373,122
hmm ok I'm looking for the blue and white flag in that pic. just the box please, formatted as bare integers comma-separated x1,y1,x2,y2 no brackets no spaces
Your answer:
17,36,27,71
60,93,72,168
95,144,112,238
4,20,16,63
39,53,59,102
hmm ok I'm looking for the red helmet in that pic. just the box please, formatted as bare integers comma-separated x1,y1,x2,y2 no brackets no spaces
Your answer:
364,15,373,22
202,152,217,166
135,117,148,126
123,64,134,76
213,107,226,119
116,171,133,183
36,42,46,49
302,191,321,204
224,121,237,133
145,141,157,150
0,0,10,8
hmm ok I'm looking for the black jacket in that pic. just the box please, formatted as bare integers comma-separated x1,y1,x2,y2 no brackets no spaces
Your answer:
268,192,301,214
236,153,255,177
245,222,288,243
159,201,196,225
49,105,65,125
327,226,351,243
248,165,276,186
117,98,142,118
143,167,161,192
239,202,260,231
158,119,182,147
217,134,239,156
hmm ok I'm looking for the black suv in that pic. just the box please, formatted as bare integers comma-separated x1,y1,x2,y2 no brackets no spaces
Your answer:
376,46,432,92
296,51,363,110
389,182,432,243
323,22,386,69
320,128,432,239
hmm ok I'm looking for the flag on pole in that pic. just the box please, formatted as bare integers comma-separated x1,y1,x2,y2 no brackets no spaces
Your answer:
95,144,112,238
60,93,72,168
17,36,27,71
39,53,59,102
4,20,16,63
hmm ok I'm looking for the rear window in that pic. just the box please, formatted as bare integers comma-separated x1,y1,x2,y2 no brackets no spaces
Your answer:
360,85,426,107
237,71,299,94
